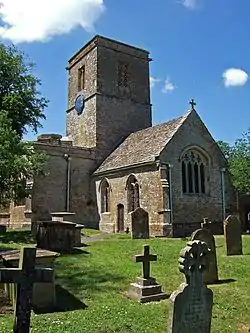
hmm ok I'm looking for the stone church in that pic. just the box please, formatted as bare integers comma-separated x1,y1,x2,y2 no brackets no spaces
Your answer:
0,35,238,236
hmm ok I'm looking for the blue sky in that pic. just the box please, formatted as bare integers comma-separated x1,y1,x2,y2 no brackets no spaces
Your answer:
0,0,249,144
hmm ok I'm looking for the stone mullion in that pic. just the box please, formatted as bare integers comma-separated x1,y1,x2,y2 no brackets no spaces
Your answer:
185,162,189,193
191,162,195,193
198,162,202,194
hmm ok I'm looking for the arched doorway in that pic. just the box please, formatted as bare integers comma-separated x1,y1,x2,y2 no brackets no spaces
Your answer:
117,204,124,233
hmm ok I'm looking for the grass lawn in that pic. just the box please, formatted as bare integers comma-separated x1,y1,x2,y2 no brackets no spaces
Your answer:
0,231,250,332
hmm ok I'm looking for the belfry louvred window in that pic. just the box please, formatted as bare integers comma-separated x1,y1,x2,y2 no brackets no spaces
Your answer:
181,150,208,194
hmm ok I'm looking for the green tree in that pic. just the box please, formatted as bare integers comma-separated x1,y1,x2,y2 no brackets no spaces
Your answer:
0,44,48,206
218,129,250,194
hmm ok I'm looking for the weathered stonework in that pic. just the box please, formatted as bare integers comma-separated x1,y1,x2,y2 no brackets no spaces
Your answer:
8,35,237,237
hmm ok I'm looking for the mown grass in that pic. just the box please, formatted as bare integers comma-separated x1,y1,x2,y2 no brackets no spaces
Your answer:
0,231,250,332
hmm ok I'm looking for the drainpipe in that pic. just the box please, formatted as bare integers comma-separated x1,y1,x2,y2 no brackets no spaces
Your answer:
168,164,173,224
64,154,72,212
221,168,226,221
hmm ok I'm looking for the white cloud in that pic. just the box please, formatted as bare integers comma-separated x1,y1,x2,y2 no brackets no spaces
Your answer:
0,0,105,43
162,77,176,93
222,68,248,87
150,76,161,88
182,0,198,10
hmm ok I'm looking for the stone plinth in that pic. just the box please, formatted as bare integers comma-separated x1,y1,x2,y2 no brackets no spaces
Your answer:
74,224,84,247
36,220,77,252
127,277,168,303
0,249,59,310
50,212,76,222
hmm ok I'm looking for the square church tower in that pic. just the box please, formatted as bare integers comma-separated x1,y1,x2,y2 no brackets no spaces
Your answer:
66,35,152,158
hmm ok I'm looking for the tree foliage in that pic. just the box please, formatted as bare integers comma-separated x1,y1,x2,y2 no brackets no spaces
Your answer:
218,129,250,194
0,44,48,206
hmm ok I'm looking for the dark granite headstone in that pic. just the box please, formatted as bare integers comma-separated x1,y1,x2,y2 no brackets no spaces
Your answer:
224,215,242,255
130,207,149,239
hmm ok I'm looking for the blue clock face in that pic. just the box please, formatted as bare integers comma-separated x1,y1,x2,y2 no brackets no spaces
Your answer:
74,93,85,115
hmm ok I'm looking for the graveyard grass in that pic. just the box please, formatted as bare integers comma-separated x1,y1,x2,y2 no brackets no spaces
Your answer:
1,232,250,332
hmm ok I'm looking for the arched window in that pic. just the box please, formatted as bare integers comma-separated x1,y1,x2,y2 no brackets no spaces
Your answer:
100,179,110,213
126,175,140,213
181,149,208,194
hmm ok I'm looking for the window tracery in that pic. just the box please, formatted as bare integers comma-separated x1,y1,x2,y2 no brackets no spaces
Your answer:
181,149,208,194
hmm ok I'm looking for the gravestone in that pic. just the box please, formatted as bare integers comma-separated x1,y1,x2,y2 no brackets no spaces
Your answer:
130,207,149,239
191,228,218,284
224,215,243,256
1,248,59,309
168,240,213,333
127,245,168,303
0,247,53,333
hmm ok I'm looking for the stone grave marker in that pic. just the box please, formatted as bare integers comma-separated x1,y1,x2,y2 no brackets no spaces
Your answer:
0,247,53,333
127,245,168,303
191,228,218,284
1,248,59,310
224,215,243,256
168,240,213,333
130,207,149,239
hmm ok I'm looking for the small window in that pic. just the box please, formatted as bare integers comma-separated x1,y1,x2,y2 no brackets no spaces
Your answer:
100,179,110,213
126,175,140,213
78,65,85,91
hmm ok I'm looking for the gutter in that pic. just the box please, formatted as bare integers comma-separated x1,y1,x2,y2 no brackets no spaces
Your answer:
64,154,72,212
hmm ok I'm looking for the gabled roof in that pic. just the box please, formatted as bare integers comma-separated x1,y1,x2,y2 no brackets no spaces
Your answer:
94,111,191,174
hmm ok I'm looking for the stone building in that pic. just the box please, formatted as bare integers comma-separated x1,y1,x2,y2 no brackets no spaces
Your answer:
0,35,238,236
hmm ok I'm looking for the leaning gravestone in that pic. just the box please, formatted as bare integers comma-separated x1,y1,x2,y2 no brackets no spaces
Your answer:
127,245,168,303
191,228,218,284
0,247,53,333
130,207,149,239
168,240,213,333
224,215,243,256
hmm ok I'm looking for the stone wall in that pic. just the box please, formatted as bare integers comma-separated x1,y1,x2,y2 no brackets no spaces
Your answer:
32,141,99,228
159,110,236,236
66,35,152,162
95,164,166,236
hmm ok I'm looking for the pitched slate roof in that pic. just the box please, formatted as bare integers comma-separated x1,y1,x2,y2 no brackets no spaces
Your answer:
94,111,190,174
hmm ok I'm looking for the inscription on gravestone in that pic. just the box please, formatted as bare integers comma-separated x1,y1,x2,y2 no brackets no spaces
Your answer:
168,241,213,333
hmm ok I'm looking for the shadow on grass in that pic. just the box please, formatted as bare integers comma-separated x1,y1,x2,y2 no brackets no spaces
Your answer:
56,261,126,297
33,285,87,314
0,230,34,245
212,278,236,285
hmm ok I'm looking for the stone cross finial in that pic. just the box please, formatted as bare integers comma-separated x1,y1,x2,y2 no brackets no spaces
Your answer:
134,245,157,279
189,98,196,110
178,240,210,284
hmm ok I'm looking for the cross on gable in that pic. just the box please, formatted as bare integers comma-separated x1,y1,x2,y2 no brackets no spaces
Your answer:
0,247,54,333
134,245,157,279
189,98,196,110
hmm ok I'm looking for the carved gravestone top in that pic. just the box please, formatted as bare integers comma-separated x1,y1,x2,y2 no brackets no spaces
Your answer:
224,215,242,256
130,207,149,239
191,228,218,284
168,240,213,333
